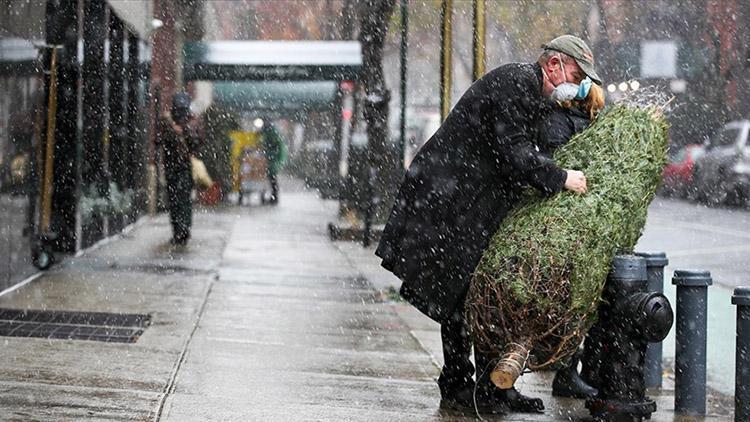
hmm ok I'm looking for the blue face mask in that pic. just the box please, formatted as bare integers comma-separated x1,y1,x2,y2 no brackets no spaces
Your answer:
550,77,593,102
575,77,593,100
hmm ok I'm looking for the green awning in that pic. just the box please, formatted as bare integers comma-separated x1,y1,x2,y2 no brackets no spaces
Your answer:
213,81,338,112
184,41,362,81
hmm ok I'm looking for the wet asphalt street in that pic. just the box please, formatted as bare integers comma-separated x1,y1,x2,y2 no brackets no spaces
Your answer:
0,181,737,420
637,197,750,397
640,196,750,289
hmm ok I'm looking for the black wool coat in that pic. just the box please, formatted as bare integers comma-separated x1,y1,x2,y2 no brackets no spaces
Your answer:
157,117,199,182
375,63,569,323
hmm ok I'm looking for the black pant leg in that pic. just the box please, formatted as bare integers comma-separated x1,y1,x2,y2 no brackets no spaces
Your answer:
166,177,179,235
183,176,193,234
167,172,193,241
474,347,498,396
438,308,475,398
268,171,278,202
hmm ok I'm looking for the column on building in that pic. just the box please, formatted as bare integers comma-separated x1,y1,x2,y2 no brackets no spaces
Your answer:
46,0,80,253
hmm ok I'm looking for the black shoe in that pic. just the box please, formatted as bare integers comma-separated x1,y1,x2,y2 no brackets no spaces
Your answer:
439,386,506,415
171,235,188,246
480,386,545,414
552,352,598,399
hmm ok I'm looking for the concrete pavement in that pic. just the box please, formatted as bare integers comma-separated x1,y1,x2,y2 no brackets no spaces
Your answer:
159,183,441,420
0,180,735,420
0,194,35,291
0,202,231,419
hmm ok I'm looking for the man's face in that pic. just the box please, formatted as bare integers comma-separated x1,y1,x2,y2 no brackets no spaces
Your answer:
542,54,585,97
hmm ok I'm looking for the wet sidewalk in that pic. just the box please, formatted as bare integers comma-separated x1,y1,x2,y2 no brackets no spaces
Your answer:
0,180,735,420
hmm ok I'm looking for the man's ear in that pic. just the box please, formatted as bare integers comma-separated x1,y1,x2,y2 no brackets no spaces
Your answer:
546,55,561,71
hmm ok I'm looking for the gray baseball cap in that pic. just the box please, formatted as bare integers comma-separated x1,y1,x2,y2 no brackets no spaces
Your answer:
542,35,602,85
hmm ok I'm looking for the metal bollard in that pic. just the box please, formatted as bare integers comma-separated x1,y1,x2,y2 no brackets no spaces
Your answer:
672,270,712,415
732,287,750,422
636,252,669,388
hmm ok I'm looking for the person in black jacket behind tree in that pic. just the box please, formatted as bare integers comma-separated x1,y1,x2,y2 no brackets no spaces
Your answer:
541,81,607,400
375,35,602,415
158,92,199,246
541,79,603,157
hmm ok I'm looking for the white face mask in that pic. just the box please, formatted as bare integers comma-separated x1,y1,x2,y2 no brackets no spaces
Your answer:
550,82,580,102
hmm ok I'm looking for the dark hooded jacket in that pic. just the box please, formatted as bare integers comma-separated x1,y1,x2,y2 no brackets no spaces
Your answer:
541,103,591,156
375,63,569,323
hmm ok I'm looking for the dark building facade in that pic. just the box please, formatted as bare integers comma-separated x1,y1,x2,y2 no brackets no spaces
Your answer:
594,0,750,147
0,1,152,291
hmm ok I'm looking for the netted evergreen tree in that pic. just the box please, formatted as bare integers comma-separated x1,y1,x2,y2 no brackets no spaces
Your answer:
466,103,669,388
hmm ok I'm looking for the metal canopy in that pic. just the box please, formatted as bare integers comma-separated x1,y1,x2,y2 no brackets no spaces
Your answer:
213,81,338,112
106,0,154,39
0,37,40,76
184,41,362,81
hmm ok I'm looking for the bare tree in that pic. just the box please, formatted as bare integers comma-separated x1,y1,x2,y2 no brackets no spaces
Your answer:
358,0,397,221
340,0,356,40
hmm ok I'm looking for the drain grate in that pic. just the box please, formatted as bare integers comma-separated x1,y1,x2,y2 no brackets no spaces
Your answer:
0,308,151,343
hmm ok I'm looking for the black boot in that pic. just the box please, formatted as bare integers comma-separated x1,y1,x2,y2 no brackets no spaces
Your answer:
475,350,544,413
476,384,545,413
552,349,598,399
496,387,545,413
439,384,506,415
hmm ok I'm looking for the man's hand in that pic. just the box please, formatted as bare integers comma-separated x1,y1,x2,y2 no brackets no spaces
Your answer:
564,170,587,194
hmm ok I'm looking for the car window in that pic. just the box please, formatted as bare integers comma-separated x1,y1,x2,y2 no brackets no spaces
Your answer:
689,148,704,161
710,128,740,148
671,149,686,163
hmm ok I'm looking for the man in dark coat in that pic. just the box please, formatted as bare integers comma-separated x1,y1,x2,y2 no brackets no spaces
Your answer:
375,35,600,414
158,92,199,246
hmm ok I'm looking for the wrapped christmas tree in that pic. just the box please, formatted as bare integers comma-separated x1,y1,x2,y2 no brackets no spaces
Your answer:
466,102,669,388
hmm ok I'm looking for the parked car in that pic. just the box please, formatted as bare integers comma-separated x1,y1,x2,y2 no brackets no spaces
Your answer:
692,120,750,206
661,144,704,198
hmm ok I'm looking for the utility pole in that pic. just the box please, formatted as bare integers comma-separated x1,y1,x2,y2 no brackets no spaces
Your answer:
472,0,485,82
397,0,409,168
359,0,396,246
439,0,453,121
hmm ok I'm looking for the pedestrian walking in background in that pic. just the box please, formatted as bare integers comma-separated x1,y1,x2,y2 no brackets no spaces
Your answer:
375,35,601,415
261,120,287,205
157,92,200,246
